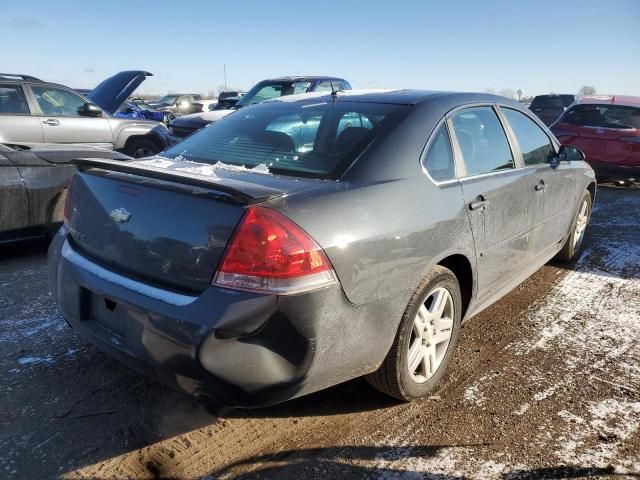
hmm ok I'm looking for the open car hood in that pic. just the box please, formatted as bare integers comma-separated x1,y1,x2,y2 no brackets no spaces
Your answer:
88,71,152,115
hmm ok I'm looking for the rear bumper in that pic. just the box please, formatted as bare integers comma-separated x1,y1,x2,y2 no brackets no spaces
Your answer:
48,228,396,407
588,161,640,181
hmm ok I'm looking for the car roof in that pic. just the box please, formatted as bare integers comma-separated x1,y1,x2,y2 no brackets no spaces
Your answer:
575,95,640,108
269,89,523,108
260,76,348,83
533,94,575,98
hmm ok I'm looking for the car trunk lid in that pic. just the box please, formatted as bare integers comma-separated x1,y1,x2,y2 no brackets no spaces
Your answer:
65,157,326,292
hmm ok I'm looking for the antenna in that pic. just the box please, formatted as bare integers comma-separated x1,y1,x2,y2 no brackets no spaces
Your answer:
224,64,228,91
330,80,337,97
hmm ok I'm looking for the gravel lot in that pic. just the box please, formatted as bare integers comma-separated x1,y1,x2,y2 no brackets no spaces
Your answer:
1,185,639,480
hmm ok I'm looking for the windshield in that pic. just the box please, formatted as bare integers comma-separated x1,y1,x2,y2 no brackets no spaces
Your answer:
236,81,312,108
531,95,574,109
559,104,640,129
162,101,409,178
157,95,179,105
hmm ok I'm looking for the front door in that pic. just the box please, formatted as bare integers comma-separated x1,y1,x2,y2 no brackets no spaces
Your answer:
28,85,113,148
499,107,576,258
450,106,534,300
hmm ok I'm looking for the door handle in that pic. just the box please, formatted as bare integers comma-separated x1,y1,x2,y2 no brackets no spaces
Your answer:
535,180,546,191
468,195,487,211
42,119,60,126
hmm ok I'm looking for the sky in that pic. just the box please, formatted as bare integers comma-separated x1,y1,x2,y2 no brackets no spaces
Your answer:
1,0,639,97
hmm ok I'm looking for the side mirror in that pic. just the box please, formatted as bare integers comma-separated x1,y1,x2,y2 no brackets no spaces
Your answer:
78,103,103,117
557,145,585,162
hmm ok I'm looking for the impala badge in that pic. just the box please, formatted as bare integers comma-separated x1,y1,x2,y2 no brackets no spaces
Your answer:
110,207,131,223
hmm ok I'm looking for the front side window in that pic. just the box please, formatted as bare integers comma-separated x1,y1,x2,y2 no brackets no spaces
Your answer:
162,101,409,178
0,85,30,114
31,86,86,117
423,123,455,181
502,108,555,166
451,107,514,176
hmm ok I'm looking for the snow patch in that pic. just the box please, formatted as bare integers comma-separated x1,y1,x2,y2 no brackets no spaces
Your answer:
18,355,54,366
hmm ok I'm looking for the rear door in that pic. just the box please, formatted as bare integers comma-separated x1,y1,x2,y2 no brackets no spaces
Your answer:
500,107,576,258
27,84,113,148
0,154,29,236
0,83,44,143
450,106,535,300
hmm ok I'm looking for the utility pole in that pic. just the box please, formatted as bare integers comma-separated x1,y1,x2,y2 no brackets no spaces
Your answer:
223,64,228,91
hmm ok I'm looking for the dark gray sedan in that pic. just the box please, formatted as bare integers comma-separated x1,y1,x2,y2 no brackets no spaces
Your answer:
48,90,595,407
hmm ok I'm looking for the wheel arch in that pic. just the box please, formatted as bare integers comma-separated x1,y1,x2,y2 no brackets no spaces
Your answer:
436,253,474,319
586,181,596,204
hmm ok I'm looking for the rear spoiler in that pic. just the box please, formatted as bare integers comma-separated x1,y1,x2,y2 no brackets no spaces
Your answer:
71,158,284,205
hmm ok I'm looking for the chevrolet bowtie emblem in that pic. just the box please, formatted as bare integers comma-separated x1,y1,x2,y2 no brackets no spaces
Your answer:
110,207,132,223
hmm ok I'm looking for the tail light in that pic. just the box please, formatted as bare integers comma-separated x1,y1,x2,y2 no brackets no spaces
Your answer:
213,206,338,294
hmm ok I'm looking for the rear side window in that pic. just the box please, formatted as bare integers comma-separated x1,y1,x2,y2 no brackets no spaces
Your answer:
0,85,30,114
423,123,455,181
502,109,555,166
162,101,409,178
451,107,514,176
560,104,640,129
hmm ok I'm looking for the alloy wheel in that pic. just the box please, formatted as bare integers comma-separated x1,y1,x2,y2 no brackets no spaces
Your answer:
407,287,454,383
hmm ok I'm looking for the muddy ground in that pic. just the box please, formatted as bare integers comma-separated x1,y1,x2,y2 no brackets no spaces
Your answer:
1,185,639,480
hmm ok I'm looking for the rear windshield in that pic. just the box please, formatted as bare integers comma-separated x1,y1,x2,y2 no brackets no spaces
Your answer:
162,100,409,178
559,104,640,129
530,95,575,109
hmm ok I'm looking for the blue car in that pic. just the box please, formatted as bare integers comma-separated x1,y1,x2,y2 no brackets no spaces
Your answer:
114,101,175,125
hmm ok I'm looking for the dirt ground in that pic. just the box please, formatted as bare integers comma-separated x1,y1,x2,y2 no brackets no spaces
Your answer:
1,185,639,480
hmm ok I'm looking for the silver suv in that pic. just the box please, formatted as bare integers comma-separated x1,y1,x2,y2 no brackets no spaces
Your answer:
0,71,176,157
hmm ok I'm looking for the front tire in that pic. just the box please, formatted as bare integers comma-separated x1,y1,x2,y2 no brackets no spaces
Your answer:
124,139,160,158
366,266,462,401
555,191,592,262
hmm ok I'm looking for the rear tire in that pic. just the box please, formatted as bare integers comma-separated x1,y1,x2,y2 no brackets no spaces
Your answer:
366,266,462,401
555,190,592,262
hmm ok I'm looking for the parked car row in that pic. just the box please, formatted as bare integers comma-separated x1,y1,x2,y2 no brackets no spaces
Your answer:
0,71,176,158
168,76,352,139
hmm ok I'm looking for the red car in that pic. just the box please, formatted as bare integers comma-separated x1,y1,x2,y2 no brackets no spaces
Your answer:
551,95,640,182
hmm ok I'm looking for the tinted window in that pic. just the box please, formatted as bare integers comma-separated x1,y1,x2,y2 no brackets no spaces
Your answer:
451,107,514,176
0,85,29,114
31,86,86,117
162,101,409,178
266,113,322,153
559,104,640,129
237,81,312,107
530,95,574,109
424,123,455,181
503,109,555,166
336,112,374,137
316,80,339,92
